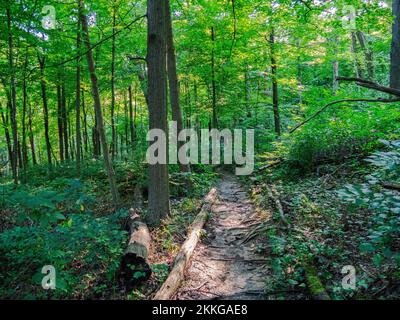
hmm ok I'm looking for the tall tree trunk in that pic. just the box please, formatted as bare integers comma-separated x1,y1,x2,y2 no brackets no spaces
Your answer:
390,0,400,89
82,89,89,156
62,82,69,160
0,107,12,167
147,0,170,225
166,0,189,172
128,85,136,146
28,101,36,165
356,31,374,80
57,83,64,161
110,5,117,159
22,52,29,181
211,26,218,128
79,0,119,206
6,1,18,184
270,28,280,136
38,55,52,167
351,32,363,78
76,18,82,172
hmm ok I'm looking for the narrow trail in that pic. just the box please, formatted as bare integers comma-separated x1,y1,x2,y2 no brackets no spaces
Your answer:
174,173,270,300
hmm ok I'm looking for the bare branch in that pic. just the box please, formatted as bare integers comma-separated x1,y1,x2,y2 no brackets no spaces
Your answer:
289,97,400,134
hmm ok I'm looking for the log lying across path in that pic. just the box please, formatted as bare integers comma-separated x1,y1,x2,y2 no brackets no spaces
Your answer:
154,187,218,300
119,210,152,288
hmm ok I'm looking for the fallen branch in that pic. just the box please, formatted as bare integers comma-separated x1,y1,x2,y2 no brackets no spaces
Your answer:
381,181,400,191
153,187,218,300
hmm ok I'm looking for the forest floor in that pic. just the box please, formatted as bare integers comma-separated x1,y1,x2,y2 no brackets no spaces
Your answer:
174,172,271,300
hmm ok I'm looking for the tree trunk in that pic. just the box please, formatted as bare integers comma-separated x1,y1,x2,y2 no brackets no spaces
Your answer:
390,0,400,89
62,82,69,160
76,18,82,172
154,188,218,300
6,1,18,184
80,0,120,206
119,211,152,288
57,83,64,161
351,32,363,78
147,0,170,225
270,28,280,136
28,101,36,165
38,55,52,167
110,5,117,159
22,52,29,181
356,31,374,80
211,26,218,128
166,0,189,172
82,89,89,156
128,85,136,146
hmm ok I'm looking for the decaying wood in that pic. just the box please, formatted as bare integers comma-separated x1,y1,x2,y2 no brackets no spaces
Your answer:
119,210,151,288
382,181,400,191
266,185,330,300
304,264,331,300
153,187,218,300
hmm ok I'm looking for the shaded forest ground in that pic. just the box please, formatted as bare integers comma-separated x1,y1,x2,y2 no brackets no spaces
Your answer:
1,151,400,299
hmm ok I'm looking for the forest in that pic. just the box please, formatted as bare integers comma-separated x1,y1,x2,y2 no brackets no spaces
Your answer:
0,0,399,301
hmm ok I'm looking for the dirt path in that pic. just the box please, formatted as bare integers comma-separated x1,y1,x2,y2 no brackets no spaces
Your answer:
174,173,270,300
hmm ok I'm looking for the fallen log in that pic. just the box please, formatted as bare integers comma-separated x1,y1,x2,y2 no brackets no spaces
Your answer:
119,209,152,288
304,264,331,300
153,187,218,300
381,181,400,191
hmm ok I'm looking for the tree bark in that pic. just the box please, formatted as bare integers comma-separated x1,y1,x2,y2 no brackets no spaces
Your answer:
76,17,82,172
356,31,374,80
61,82,69,160
128,85,136,146
211,26,218,128
28,101,36,165
147,0,170,225
154,188,218,300
38,55,52,167
270,29,280,136
119,211,152,288
110,4,117,159
6,1,18,184
390,0,400,89
79,0,120,206
57,83,64,162
166,0,189,172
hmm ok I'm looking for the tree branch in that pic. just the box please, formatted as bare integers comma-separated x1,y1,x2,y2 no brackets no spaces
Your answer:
289,97,400,134
337,77,400,97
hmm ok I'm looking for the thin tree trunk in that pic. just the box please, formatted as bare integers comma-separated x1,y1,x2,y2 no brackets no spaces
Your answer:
128,85,136,146
351,32,363,78
0,108,12,167
166,0,189,172
270,28,280,136
356,31,374,80
22,51,29,181
82,89,89,156
62,82,69,160
76,18,82,172
110,5,117,159
28,101,36,165
57,83,64,161
79,0,119,206
6,1,18,184
38,55,52,167
211,26,218,128
390,0,400,89
147,0,170,225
